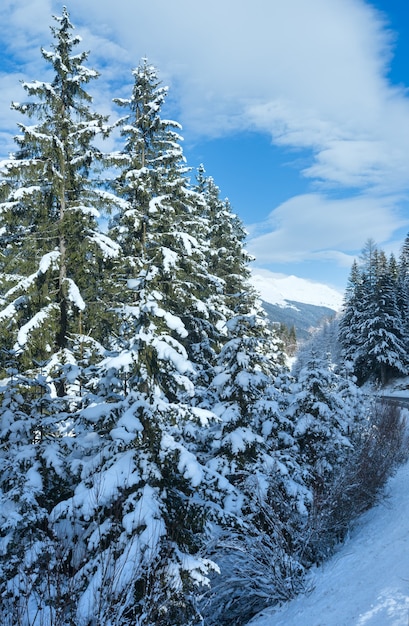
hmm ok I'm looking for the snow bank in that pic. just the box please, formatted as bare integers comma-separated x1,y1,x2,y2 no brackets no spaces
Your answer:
249,458,409,625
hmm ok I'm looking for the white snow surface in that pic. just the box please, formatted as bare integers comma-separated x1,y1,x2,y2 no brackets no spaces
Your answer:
249,453,409,626
250,268,343,311
64,278,85,311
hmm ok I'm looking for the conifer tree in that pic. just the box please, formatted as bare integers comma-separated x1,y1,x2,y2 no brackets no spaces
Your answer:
288,350,359,500
48,60,242,625
339,241,408,385
360,250,407,384
397,233,409,345
0,369,72,624
193,175,304,626
195,169,257,320
0,8,119,623
0,7,118,382
108,61,219,387
338,259,365,374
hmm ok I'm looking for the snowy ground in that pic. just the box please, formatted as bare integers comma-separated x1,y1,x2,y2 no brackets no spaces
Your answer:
248,452,409,625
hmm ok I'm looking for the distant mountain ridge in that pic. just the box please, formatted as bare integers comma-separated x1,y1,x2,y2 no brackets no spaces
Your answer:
250,269,343,341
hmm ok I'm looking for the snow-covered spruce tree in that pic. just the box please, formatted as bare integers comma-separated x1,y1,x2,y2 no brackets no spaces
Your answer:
49,60,242,625
287,350,367,564
0,8,120,623
192,166,290,484
0,369,73,625
194,169,290,481
0,7,118,381
193,176,307,624
289,350,357,486
108,62,222,387
367,251,407,384
356,249,407,385
201,311,308,626
338,259,365,376
397,233,409,348
339,240,408,385
339,241,382,384
194,168,255,319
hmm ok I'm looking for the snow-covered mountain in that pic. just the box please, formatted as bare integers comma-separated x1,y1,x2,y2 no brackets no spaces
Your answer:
250,269,344,340
250,268,344,311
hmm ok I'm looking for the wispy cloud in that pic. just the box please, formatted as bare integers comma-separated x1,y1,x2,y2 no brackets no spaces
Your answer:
1,0,407,190
247,192,409,263
1,0,409,286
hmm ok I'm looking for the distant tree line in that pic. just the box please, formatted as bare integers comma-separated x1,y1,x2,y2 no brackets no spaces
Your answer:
339,237,409,386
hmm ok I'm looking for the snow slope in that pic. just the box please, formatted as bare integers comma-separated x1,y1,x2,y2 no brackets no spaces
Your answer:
248,455,409,626
251,268,343,311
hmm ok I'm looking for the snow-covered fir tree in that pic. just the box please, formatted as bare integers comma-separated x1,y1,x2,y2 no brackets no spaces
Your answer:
193,174,307,626
289,350,359,486
338,259,365,375
0,369,73,625
339,241,408,385
46,59,244,625
0,8,119,623
360,250,408,385
0,7,118,381
285,350,369,564
397,232,409,348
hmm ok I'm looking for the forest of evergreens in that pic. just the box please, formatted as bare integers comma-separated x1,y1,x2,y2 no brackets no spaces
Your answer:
0,8,407,625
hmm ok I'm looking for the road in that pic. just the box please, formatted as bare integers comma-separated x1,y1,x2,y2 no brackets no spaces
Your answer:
378,394,409,408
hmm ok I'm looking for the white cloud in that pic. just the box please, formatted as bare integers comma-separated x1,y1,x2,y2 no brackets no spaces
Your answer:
1,1,408,191
35,0,409,198
247,193,409,264
2,0,409,285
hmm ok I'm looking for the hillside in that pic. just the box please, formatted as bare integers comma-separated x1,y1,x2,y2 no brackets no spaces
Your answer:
248,445,409,625
261,299,336,341
251,269,343,340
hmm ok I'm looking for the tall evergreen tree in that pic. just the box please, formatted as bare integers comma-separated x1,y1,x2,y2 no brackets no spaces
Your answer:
359,250,407,384
0,7,118,381
289,351,357,484
109,61,219,385
0,8,119,623
338,259,365,377
339,241,408,385
0,369,73,625
397,232,409,345
47,60,242,625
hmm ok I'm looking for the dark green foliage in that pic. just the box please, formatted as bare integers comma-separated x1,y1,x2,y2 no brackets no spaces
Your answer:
339,239,409,385
0,7,117,378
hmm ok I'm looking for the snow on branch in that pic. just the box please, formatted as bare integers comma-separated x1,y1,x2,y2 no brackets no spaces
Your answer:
0,297,25,322
64,278,85,311
14,303,58,350
152,336,194,375
148,195,167,213
142,298,188,338
9,185,42,201
89,231,121,258
3,251,58,302
39,250,60,274
161,432,204,487
161,246,178,272
177,232,199,256
68,205,100,218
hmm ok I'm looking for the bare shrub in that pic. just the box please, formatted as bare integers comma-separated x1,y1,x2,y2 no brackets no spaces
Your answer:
347,399,408,510
299,399,408,566
200,481,309,626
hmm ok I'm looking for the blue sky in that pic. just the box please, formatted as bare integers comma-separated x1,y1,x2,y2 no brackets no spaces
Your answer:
1,1,409,292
